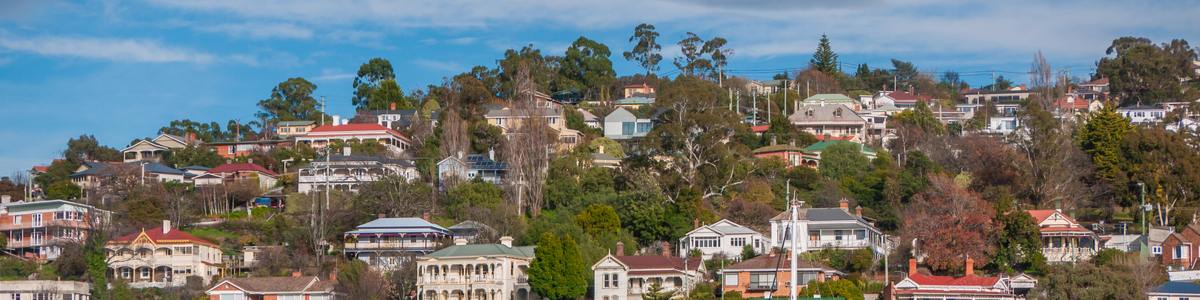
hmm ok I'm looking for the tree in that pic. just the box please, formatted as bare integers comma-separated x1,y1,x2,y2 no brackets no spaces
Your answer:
891,59,919,89
560,36,617,101
163,146,223,168
63,135,121,164
575,204,621,237
810,34,839,75
336,260,393,299
623,23,663,75
990,196,1045,274
673,33,731,79
352,57,399,110
445,181,503,218
800,279,865,300
1032,251,1163,300
903,175,995,272
256,77,326,123
741,244,756,261
1097,37,1198,106
1011,101,1093,208
528,233,588,300
46,180,81,200
641,281,677,300
1078,105,1133,181
588,137,625,158
819,142,870,182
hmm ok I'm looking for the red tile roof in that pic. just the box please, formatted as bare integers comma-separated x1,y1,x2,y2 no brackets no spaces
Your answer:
1026,210,1057,224
208,163,279,177
1053,95,1091,110
1084,77,1109,85
109,226,218,247
32,165,49,173
886,91,919,101
906,273,1001,287
751,125,770,133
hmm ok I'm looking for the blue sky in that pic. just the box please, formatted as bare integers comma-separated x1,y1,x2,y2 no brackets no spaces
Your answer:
1,0,1198,176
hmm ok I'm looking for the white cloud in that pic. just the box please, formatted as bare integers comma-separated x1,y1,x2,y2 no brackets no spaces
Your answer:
228,50,302,67
200,22,313,39
312,68,354,81
0,34,215,64
413,58,464,72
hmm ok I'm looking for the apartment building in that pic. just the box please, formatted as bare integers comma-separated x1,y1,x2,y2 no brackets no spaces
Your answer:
0,199,111,261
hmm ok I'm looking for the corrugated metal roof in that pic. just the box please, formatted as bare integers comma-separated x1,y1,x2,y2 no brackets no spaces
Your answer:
426,244,535,258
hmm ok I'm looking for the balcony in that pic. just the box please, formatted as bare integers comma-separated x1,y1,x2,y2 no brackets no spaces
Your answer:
0,219,92,231
808,239,870,249
421,275,511,284
344,241,436,252
1042,247,1096,262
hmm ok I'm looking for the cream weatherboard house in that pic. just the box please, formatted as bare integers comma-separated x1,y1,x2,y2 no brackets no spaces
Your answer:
1027,209,1099,263
416,237,539,300
106,220,224,288
769,199,890,255
122,133,200,162
592,242,705,300
677,219,766,260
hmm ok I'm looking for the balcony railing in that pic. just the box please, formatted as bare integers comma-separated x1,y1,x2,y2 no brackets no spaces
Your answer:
421,275,524,285
344,242,436,251
808,239,870,249
1042,247,1096,262
0,219,92,231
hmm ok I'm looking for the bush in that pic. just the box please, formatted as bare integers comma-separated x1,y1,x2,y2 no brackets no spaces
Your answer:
0,257,38,280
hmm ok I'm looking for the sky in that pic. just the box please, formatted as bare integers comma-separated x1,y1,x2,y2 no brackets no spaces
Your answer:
0,0,1197,176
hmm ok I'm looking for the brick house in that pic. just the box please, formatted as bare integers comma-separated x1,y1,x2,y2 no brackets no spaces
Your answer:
1161,225,1200,270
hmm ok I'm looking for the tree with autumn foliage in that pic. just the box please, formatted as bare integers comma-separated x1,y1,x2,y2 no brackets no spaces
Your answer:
903,175,996,272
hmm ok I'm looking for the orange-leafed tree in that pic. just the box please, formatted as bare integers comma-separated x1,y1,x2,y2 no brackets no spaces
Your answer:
903,174,996,272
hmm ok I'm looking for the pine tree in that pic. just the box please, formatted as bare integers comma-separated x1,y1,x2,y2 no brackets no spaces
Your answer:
560,235,589,298
811,34,839,75
528,233,588,300
1078,105,1133,181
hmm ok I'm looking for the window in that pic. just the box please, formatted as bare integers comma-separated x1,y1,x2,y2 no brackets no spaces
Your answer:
548,117,559,124
834,230,844,241
622,122,635,136
121,268,131,279
636,122,652,133
731,238,746,247
856,230,867,240
602,273,610,287
140,268,151,279
13,215,21,225
1176,245,1190,259
32,294,50,300
176,246,193,255
749,273,776,289
723,273,738,286
1153,246,1164,255
609,273,618,288
692,237,719,248
218,294,247,300
227,146,236,155
277,295,303,300
12,294,21,300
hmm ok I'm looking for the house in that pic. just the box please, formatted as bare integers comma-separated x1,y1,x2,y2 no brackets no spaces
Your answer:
0,199,111,261
106,220,224,288
769,199,890,255
294,116,413,155
206,273,337,300
1051,93,1098,117
484,105,583,150
196,163,279,191
343,216,451,269
1148,281,1200,300
892,258,1019,300
122,133,201,162
984,116,1021,135
579,109,602,129
614,96,655,110
297,154,419,193
752,142,814,168
961,88,1034,114
1078,77,1110,95
208,139,290,159
274,120,317,138
417,236,539,300
678,219,766,260
788,104,868,143
590,152,622,169
801,94,862,111
1148,226,1175,259
593,242,705,300
360,102,440,130
0,280,91,300
1118,104,1168,124
70,161,187,190
801,141,878,168
623,82,656,98
719,250,842,298
447,220,497,244
1160,224,1200,270
1027,209,1099,263
602,107,653,140
874,90,925,109
746,79,787,95
437,151,507,187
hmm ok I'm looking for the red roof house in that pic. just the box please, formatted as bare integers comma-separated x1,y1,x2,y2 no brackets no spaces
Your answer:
196,163,279,190
1026,209,1099,262
892,258,1017,300
295,122,412,154
591,242,704,299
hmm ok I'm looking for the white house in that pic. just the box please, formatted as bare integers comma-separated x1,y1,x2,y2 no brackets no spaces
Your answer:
105,220,224,288
1027,209,1099,263
769,199,890,255
0,280,91,300
677,219,766,260
603,107,653,140
416,237,539,300
298,154,419,193
294,116,413,155
592,242,705,300
1117,104,1168,124
121,133,200,162
984,116,1021,135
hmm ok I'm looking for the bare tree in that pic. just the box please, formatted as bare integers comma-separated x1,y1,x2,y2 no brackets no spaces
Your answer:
503,64,554,217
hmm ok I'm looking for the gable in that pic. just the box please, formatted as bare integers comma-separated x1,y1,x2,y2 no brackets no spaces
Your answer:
153,134,188,148
590,255,628,271
123,140,169,152
207,281,244,293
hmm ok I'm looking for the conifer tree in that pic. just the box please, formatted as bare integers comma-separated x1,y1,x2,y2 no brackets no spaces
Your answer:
811,34,840,75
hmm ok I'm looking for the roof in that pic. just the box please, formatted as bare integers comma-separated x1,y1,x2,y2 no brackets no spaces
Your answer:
206,139,289,146
750,125,770,133
884,91,919,102
1082,77,1109,86
752,144,807,155
1152,281,1200,295
788,104,866,124
214,276,334,294
465,154,507,171
803,140,876,155
723,254,836,273
484,106,561,118
207,163,279,177
70,161,184,178
906,273,1001,287
308,155,415,167
578,109,599,121
615,255,702,271
770,207,867,223
109,226,218,247
180,165,210,171
305,123,410,142
802,94,857,104
615,96,655,105
276,120,315,126
0,199,104,214
349,217,449,233
427,244,536,258
591,152,620,162
1118,104,1165,111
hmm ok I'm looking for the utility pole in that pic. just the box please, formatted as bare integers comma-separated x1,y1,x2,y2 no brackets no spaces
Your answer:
320,96,327,126
783,80,789,116
1139,182,1147,233
789,188,799,300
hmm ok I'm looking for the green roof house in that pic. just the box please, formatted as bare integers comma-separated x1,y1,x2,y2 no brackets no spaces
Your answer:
416,236,539,299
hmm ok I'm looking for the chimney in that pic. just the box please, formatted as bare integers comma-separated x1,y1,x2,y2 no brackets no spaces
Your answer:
598,145,605,154
162,220,171,234
291,271,302,278
454,238,468,246
615,241,625,256
771,136,777,146
457,151,464,159
389,102,397,111
332,115,341,126
328,272,337,282
965,257,975,276
855,206,863,218
908,258,918,276
186,132,197,143
839,198,849,212
422,212,430,221
661,241,671,257
488,147,495,161
377,213,386,219
500,236,513,248
693,218,700,229
343,146,352,156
